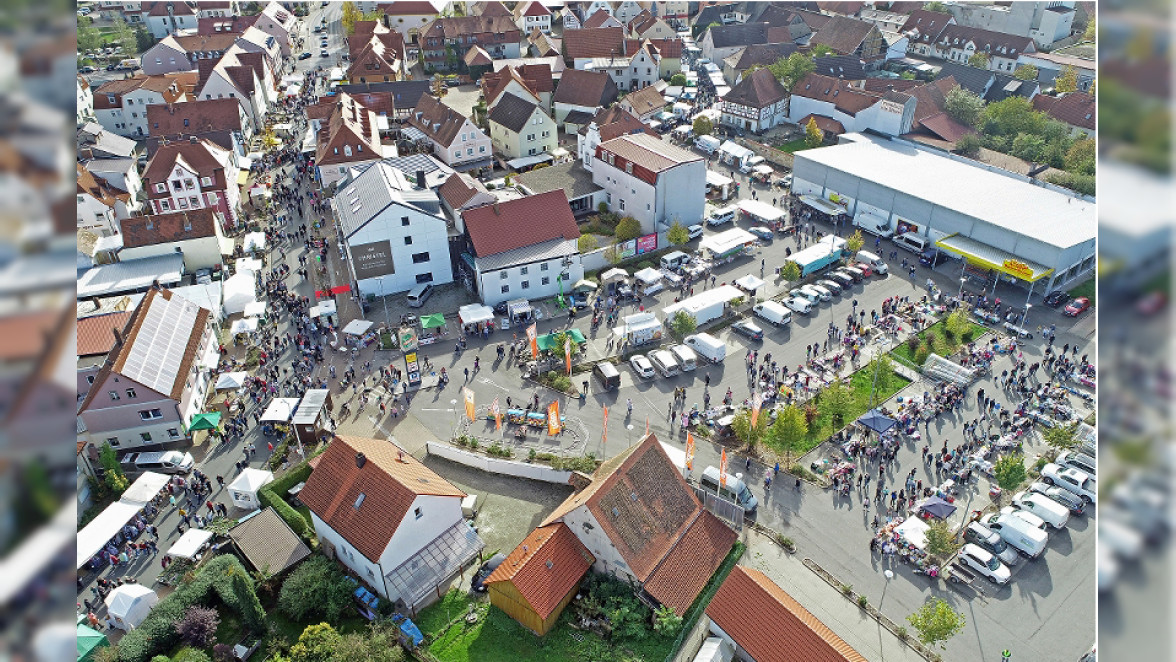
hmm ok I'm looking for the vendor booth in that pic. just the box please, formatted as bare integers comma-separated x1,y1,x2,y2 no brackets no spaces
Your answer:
798,194,848,222
633,267,665,296
236,257,264,273
506,299,534,325
167,528,214,562
222,272,258,316
613,312,663,346
292,389,332,451
733,274,764,295
738,199,787,227
104,584,158,631
706,170,735,200
261,397,301,423
243,301,267,318
536,329,586,351
894,517,929,550
231,317,259,335
572,279,598,293
343,319,374,336
600,268,629,285
228,468,275,510
243,232,267,253
215,372,249,390
119,472,169,506
698,228,756,261
458,304,495,332
76,623,109,662
76,501,144,570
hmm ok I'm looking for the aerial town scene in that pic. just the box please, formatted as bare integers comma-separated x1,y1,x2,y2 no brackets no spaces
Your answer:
69,2,1112,661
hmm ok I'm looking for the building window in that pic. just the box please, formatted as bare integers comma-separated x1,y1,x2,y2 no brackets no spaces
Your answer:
201,176,213,186
140,432,152,442
107,437,120,447
160,200,171,210
411,252,430,264
401,216,410,226
499,271,508,280
155,183,166,193
540,263,549,271
521,280,530,289
168,428,180,438
126,388,137,398
415,273,433,284
520,266,528,275
479,145,486,153
87,375,95,384
178,198,189,209
108,390,120,401
207,192,218,204
501,285,509,293
414,507,423,519
404,236,412,245
139,409,162,421
541,276,550,285
619,199,626,211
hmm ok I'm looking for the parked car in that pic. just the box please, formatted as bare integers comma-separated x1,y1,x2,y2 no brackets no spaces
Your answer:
828,271,854,288
299,51,312,60
748,226,774,242
1137,291,1167,316
963,522,1019,566
807,283,833,301
1028,481,1086,516
999,505,1047,531
320,49,330,57
471,553,506,592
1044,290,1069,307
783,296,812,315
1057,450,1096,476
959,544,1012,584
816,279,842,295
687,224,704,240
840,266,865,282
79,65,96,73
791,287,820,305
919,248,949,267
629,354,656,379
1039,463,1097,503
853,262,874,277
1100,517,1144,560
731,320,764,341
1064,296,1090,316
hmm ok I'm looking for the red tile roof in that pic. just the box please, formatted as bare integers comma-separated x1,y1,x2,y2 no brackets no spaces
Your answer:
147,98,244,137
563,26,626,60
300,435,466,563
899,9,954,41
916,111,976,143
935,24,1035,57
0,311,59,361
621,85,665,117
462,189,579,257
798,113,846,135
77,312,133,357
197,15,259,35
646,37,683,59
792,72,886,115
596,133,701,185
1032,92,1095,131
409,94,476,148
143,138,230,190
378,0,443,15
120,208,219,248
484,523,595,619
580,106,657,141
582,9,619,29
707,566,868,662
643,511,735,615
723,67,787,109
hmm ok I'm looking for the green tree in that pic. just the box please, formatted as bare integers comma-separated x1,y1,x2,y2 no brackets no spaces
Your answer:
944,85,985,127
768,52,815,90
944,308,972,340
577,234,599,253
603,243,622,265
900,70,916,80
954,133,982,157
289,623,342,662
732,408,769,451
669,310,697,339
804,116,823,148
614,216,642,242
1011,132,1046,162
810,43,836,57
692,114,714,136
136,27,156,53
1055,65,1079,94
278,556,355,623
670,73,687,86
767,404,808,461
983,96,1046,137
967,52,990,69
820,380,854,425
924,1,948,11
111,18,137,56
341,2,361,34
1042,421,1080,452
330,623,406,661
1083,14,1096,41
78,16,102,54
924,518,961,561
845,229,864,256
667,220,690,246
1013,64,1039,81
653,604,683,635
780,260,801,284
908,599,966,649
99,442,128,495
993,453,1028,500
1064,138,1096,175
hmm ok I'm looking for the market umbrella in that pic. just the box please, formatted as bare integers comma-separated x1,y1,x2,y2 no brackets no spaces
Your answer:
420,313,446,329
76,623,109,662
856,408,897,435
215,371,248,390
919,496,957,519
189,412,222,432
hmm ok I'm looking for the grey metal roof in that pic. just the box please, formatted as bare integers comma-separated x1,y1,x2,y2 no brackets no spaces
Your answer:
75,254,185,299
292,389,329,425
934,61,993,97
514,161,602,201
333,162,448,239
488,92,541,134
475,237,578,271
230,507,311,575
382,153,456,189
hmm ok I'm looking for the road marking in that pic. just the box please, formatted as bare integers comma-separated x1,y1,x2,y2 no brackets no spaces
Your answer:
477,378,509,391
420,408,456,412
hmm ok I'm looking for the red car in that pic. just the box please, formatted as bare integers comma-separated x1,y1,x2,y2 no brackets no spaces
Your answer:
1137,291,1167,316
854,262,874,277
1064,296,1090,317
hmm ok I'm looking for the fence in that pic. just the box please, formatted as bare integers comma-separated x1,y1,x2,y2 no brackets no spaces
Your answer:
691,486,745,530
425,441,573,485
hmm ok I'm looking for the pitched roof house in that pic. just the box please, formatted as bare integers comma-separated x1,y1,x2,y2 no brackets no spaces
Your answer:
618,84,666,122
809,15,886,64
193,45,275,131
146,97,251,156
1032,92,1095,137
419,16,522,70
301,435,483,609
929,24,1036,73
118,208,228,272
788,72,916,137
484,523,595,635
488,92,557,160
720,67,789,134
142,137,241,225
481,64,554,112
347,21,408,83
575,105,657,168
316,93,391,189
722,43,799,86
77,163,136,236
437,172,495,218
513,1,553,35
408,95,492,171
552,68,619,124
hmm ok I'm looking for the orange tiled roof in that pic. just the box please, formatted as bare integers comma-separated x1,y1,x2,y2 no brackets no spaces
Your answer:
484,523,594,619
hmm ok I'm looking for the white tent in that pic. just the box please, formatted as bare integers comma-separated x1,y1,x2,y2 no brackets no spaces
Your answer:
260,397,301,422
228,468,275,510
77,501,143,569
342,319,374,335
458,304,495,326
104,584,158,631
634,267,663,285
167,528,214,561
734,274,765,292
222,273,258,316
243,301,267,317
215,371,249,390
120,472,170,506
231,317,260,334
310,299,337,318
894,517,929,551
243,232,267,252
601,267,629,283
236,257,264,273
612,312,663,344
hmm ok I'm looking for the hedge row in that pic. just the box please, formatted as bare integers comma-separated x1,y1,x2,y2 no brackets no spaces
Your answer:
257,460,315,541
117,555,265,662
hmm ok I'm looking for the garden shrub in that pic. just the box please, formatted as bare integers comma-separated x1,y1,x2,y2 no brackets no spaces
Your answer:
277,555,354,624
172,648,212,662
257,461,313,541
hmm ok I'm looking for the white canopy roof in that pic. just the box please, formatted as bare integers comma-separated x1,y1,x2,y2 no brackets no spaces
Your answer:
734,274,765,291
342,319,374,335
600,267,629,283
738,199,786,222
243,301,267,317
634,267,663,285
229,468,274,495
120,472,170,506
718,140,752,159
222,273,257,316
458,303,495,326
706,170,734,187
699,228,756,256
894,517,929,550
104,584,157,624
310,299,337,317
613,311,662,338
231,317,260,334
167,528,214,560
243,232,267,252
215,371,249,390
236,257,264,273
77,501,142,568
260,397,301,422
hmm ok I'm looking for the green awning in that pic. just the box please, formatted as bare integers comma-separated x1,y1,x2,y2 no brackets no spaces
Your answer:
77,623,109,662
536,329,586,351
189,412,222,432
421,313,446,329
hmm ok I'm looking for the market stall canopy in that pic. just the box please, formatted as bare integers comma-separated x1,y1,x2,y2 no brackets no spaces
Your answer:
706,170,735,188
77,501,143,568
420,313,446,329
215,371,249,390
104,584,158,630
613,312,662,339
918,496,957,520
76,623,109,662
857,408,897,434
734,274,765,291
699,228,756,257
243,301,267,317
894,517,929,550
230,317,259,334
600,268,629,283
261,397,301,422
506,299,532,319
189,411,222,432
310,299,337,317
536,328,586,351
738,199,786,223
243,232,267,252
342,319,374,335
248,184,272,198
236,257,264,273
120,472,170,506
222,273,257,316
799,194,847,216
633,267,663,285
572,279,598,293
167,528,214,560
293,389,330,425
457,304,494,326
229,468,274,496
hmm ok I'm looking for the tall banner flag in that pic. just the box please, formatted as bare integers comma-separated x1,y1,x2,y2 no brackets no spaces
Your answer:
719,448,728,489
565,338,573,375
491,397,502,430
547,401,562,436
526,323,539,359
463,387,476,421
750,392,762,429
602,405,609,445
645,417,649,437
685,432,695,471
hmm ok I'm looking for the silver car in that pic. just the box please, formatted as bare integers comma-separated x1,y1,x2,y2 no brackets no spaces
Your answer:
1028,481,1086,516
807,283,833,301
816,278,842,294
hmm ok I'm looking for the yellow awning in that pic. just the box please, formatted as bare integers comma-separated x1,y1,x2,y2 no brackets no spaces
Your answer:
237,170,249,186
935,234,1053,282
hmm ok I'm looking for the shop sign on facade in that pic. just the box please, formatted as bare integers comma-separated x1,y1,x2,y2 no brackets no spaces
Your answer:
1002,259,1034,280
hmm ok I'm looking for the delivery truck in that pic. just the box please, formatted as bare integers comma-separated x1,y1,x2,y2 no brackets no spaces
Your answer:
787,236,846,278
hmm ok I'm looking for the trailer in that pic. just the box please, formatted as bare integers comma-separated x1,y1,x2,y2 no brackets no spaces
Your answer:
788,236,846,277
738,199,786,225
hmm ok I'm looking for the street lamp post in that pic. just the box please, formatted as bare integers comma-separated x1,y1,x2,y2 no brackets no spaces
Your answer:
1023,303,1032,331
626,424,635,448
958,276,967,303
377,275,391,329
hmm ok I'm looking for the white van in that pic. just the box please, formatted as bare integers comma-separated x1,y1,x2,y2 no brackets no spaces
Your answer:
893,232,929,254
661,251,691,271
853,214,893,238
783,296,812,315
983,511,1049,559
695,135,721,154
406,282,433,308
854,251,888,275
738,155,765,173
1012,491,1071,529
668,344,698,371
685,333,726,363
649,349,680,377
119,451,195,475
699,466,758,513
705,205,738,227
753,301,792,327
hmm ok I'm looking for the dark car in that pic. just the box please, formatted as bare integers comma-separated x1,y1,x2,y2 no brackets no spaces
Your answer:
731,320,764,341
298,52,312,60
1043,290,1069,307
79,65,96,73
919,248,948,268
471,553,506,592
748,226,774,242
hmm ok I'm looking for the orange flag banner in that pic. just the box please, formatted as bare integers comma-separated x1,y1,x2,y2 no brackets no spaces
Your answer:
565,338,573,375
463,387,476,421
526,323,539,359
548,400,562,436
750,392,762,428
719,447,728,489
602,405,609,445
645,417,649,437
685,432,695,471
491,397,502,430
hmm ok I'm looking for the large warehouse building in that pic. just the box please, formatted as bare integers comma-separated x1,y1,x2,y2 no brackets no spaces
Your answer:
791,133,1096,297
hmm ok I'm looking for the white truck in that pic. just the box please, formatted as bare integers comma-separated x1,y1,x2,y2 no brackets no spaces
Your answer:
685,332,726,363
852,213,893,238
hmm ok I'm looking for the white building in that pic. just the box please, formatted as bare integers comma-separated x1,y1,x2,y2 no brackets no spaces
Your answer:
926,24,1036,74
300,435,483,609
582,41,661,92
253,1,298,57
333,162,454,298
77,76,95,125
143,0,199,38
315,93,394,191
93,73,193,138
787,73,915,137
946,1,1075,50
77,163,136,236
488,93,557,160
118,208,229,272
193,46,275,132
513,1,552,34
719,67,788,135
408,95,493,171
591,132,706,236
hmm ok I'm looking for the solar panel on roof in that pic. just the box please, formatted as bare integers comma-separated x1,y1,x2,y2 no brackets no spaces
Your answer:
121,294,200,397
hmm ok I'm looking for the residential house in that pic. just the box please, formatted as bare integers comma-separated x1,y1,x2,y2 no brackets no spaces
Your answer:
946,1,1075,50
581,9,623,30
419,16,522,71
612,0,647,26
787,72,915,137
627,10,677,40
78,76,95,125
757,4,814,43
878,28,910,61
300,434,483,609
719,67,789,134
654,1,690,26
540,434,738,616
332,162,454,297
84,158,144,210
857,7,909,33
529,29,562,57
339,80,433,120
141,31,240,75
316,93,394,190
592,132,705,235
809,15,886,68
813,55,867,81
196,14,258,35
231,25,285,64
514,1,553,35
514,160,604,217
193,46,275,132
143,137,241,226
77,163,136,236
194,0,238,18
459,190,582,306
1032,92,1095,137
553,68,620,126
78,122,140,161
142,1,199,38
560,4,584,31
408,95,493,171
77,309,134,401
619,85,666,123
118,208,229,272
470,0,511,18
721,43,798,86
437,172,495,220
900,9,956,58
348,22,409,83
928,24,1036,74
253,1,298,57
577,105,656,170
933,61,1039,103
485,523,595,636
1016,48,1096,92
706,565,868,662
146,97,252,157
699,23,792,63
582,38,662,93
488,93,557,160
378,1,448,44
482,64,554,113
93,73,194,138
77,286,216,450
646,37,684,78
900,75,978,146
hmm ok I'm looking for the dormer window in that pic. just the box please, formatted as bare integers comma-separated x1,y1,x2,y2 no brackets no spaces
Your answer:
344,145,352,157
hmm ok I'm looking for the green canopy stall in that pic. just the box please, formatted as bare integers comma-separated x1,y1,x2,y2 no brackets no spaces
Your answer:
420,313,446,329
536,329,586,351
77,623,109,662
188,412,222,432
